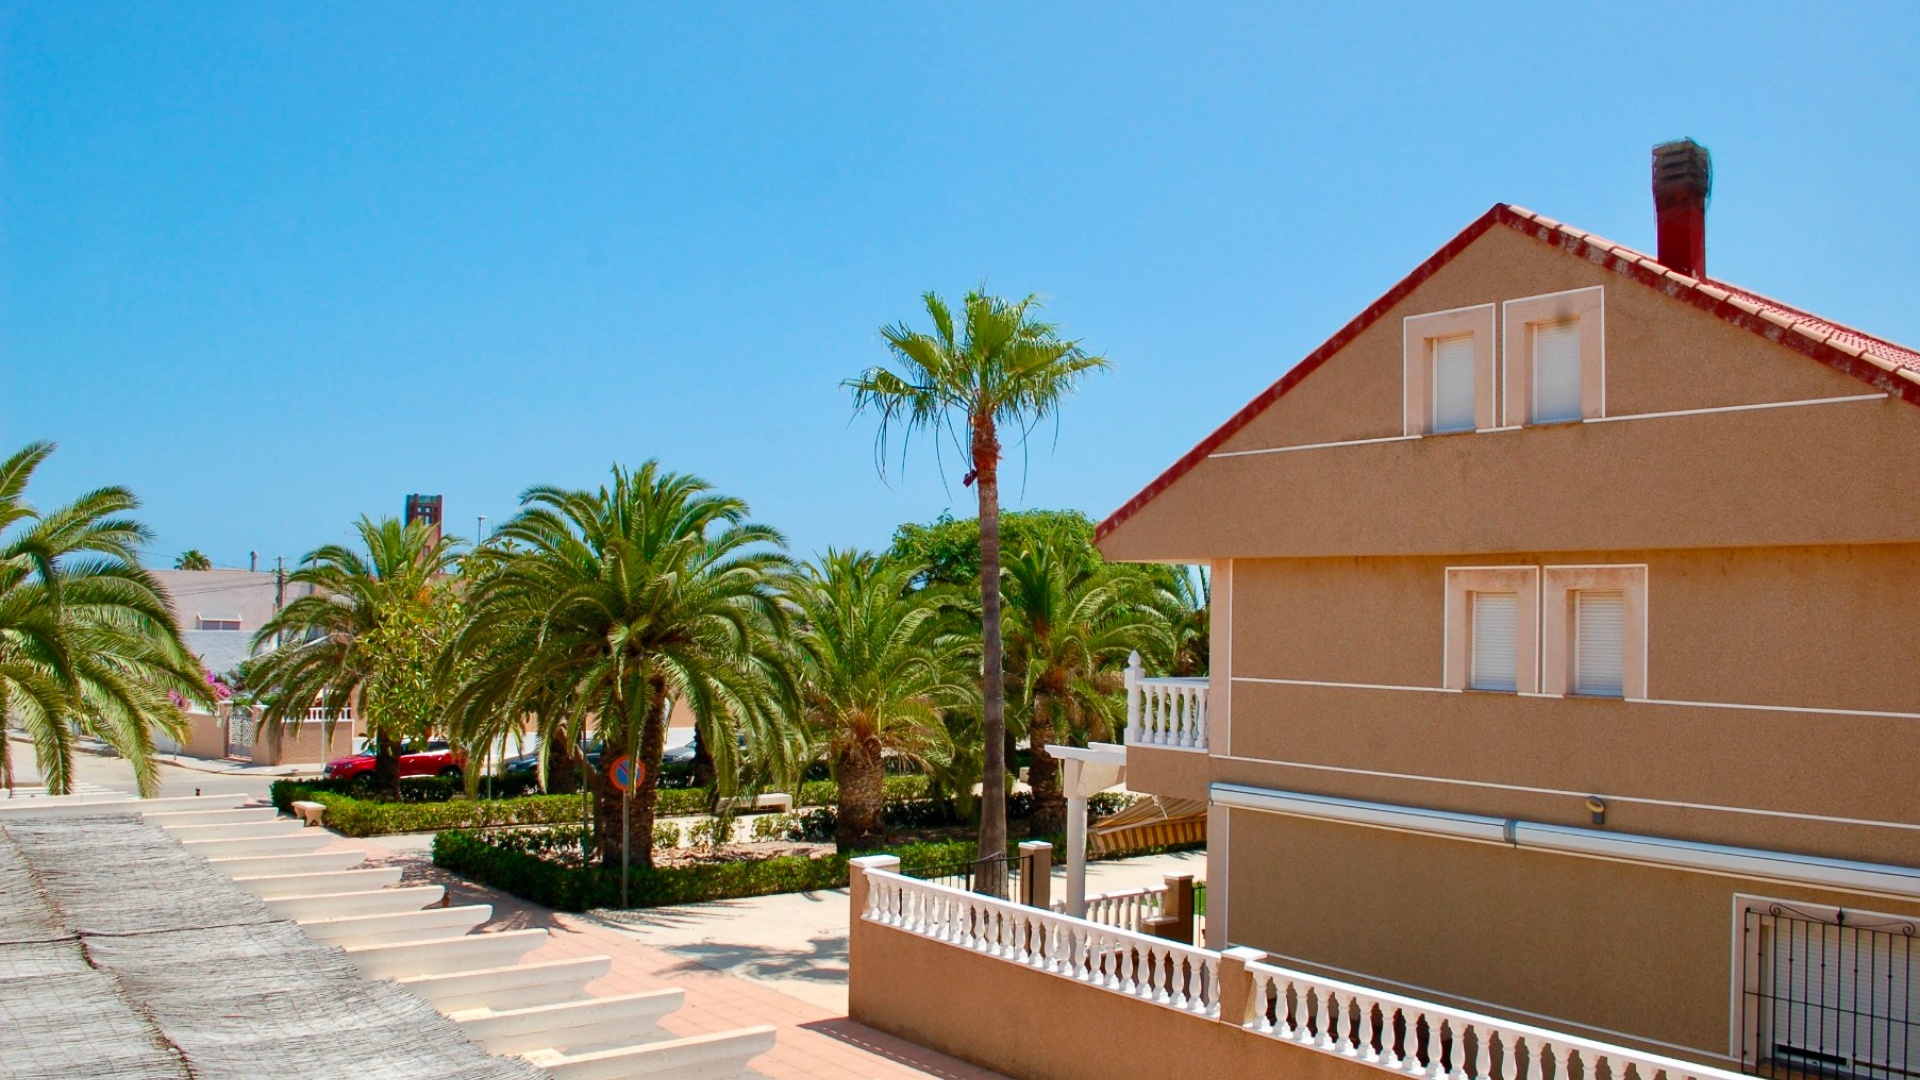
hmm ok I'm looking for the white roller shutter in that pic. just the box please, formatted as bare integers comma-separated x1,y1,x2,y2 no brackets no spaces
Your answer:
1469,592,1518,692
1532,320,1583,423
1431,334,1476,433
1574,590,1625,697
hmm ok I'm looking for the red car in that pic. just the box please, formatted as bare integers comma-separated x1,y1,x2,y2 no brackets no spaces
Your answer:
323,738,465,783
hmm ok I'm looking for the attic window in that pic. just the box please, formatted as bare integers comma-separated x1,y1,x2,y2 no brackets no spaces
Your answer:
1503,287,1605,424
1404,305,1496,436
197,616,241,631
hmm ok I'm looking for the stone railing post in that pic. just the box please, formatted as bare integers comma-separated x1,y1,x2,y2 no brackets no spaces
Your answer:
848,854,900,922
1214,946,1268,1027
1144,874,1195,944
1124,650,1144,743
1018,841,1052,910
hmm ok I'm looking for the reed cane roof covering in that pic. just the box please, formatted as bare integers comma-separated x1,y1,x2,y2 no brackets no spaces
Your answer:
0,812,546,1080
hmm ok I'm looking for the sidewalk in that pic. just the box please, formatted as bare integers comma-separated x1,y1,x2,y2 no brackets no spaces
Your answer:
334,832,1008,1080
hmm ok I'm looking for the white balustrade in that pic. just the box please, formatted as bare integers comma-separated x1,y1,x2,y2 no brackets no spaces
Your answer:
306,704,353,723
1075,885,1167,933
1124,652,1209,750
864,865,1743,1080
864,868,1220,1017
1240,958,1744,1080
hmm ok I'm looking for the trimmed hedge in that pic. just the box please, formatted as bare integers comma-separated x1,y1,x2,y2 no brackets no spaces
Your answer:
270,784,591,838
269,775,463,808
433,826,978,911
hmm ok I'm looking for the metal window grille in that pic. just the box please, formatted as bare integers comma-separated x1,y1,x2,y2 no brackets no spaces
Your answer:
1742,904,1918,1080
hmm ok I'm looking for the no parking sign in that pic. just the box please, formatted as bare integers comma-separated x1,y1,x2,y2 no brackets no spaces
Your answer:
608,754,644,793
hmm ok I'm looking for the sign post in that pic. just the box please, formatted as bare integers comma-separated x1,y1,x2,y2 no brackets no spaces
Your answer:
608,755,642,908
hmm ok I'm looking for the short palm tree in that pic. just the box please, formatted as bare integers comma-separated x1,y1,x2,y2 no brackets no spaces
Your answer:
0,442,208,795
1002,530,1165,835
848,290,1108,879
786,550,974,850
249,517,461,794
174,550,213,571
447,463,795,870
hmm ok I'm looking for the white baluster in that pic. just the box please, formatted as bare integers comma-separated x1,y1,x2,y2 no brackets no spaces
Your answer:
1125,651,1144,743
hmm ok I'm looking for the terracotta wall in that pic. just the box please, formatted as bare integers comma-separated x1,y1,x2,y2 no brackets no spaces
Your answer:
1222,808,1920,1063
249,718,357,767
1098,225,1920,564
849,876,1384,1080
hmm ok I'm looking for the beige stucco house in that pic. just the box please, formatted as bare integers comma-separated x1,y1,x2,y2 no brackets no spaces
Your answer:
1096,143,1920,1074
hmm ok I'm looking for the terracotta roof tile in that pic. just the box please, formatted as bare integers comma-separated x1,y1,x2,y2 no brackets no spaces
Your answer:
1095,203,1920,544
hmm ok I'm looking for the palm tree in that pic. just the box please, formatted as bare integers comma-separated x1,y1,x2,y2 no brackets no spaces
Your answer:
786,550,974,850
249,517,461,795
446,463,795,870
0,442,208,795
174,550,213,571
848,290,1108,882
1002,530,1165,835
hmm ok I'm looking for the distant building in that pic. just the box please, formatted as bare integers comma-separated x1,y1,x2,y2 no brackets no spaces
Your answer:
150,568,309,676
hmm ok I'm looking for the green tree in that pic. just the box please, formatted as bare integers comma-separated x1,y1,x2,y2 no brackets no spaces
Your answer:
849,290,1108,885
446,463,796,870
174,549,213,571
887,509,1096,590
249,517,462,795
1002,529,1166,835
0,442,209,795
786,550,974,850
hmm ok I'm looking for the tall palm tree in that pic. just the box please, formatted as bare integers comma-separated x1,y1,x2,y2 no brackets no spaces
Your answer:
0,442,208,795
249,517,461,795
446,463,795,870
1002,530,1165,835
848,290,1108,882
174,550,213,571
786,550,974,851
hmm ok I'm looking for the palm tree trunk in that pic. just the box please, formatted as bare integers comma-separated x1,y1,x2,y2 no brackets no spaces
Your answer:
689,725,716,789
373,729,402,799
1028,697,1065,836
973,415,1008,892
592,683,670,876
835,736,886,852
546,727,579,795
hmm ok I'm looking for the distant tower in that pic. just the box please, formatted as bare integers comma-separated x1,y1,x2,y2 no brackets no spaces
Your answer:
405,494,444,546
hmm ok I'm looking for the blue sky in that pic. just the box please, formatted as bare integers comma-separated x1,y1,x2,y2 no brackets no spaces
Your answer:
7,3,1917,567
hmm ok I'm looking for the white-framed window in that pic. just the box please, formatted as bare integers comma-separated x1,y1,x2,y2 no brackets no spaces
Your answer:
196,616,242,632
1431,334,1478,433
1444,567,1539,693
1469,591,1519,691
1572,590,1626,697
1404,305,1496,436
1502,287,1604,425
1735,896,1920,1079
1541,565,1646,698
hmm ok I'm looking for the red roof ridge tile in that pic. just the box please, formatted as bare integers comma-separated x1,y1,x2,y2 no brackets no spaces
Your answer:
1094,203,1920,545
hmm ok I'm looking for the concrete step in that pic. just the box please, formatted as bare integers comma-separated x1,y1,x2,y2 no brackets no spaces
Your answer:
207,850,367,877
399,956,613,1013
524,1026,777,1080
160,819,306,841
346,928,548,980
179,832,331,858
140,807,281,827
266,885,445,921
231,867,403,899
0,793,247,818
453,990,684,1054
298,906,492,948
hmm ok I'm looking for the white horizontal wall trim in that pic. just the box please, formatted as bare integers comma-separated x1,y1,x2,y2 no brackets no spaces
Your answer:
1205,393,1884,461
1210,434,1419,460
1213,783,1920,898
1229,674,1920,721
1210,754,1920,834
1582,392,1886,425
1231,675,1458,694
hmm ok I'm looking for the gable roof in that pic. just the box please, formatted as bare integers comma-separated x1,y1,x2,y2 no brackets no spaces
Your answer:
1095,203,1920,544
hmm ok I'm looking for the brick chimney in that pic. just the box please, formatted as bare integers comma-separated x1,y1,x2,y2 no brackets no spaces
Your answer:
405,494,443,546
1652,138,1711,278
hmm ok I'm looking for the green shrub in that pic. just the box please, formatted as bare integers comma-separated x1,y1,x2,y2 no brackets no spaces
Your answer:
796,775,928,807
653,821,682,849
432,828,853,911
269,775,461,810
653,788,713,817
272,787,591,838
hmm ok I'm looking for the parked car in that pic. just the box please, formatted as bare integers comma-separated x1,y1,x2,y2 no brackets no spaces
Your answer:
323,738,464,784
499,740,603,791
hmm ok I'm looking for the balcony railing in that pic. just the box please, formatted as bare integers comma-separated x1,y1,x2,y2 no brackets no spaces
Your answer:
1124,651,1209,750
858,861,1746,1080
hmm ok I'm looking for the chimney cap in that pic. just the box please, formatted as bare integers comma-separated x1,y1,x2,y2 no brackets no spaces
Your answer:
1652,138,1712,206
